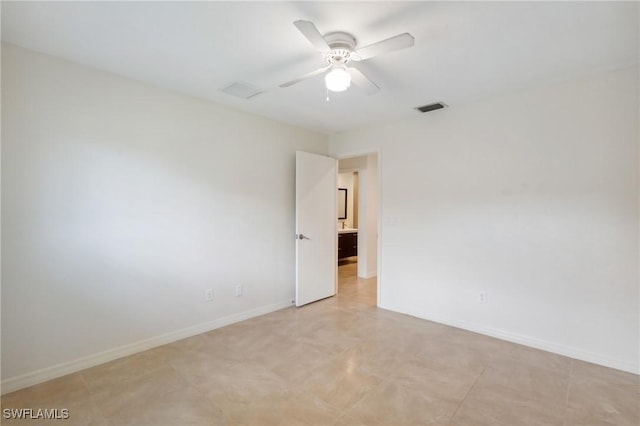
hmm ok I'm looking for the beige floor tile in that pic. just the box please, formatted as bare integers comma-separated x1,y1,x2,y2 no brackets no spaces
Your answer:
4,260,639,426
451,379,565,426
494,345,572,374
1,373,107,426
87,364,189,418
291,355,384,411
236,336,308,371
332,413,370,426
416,338,500,376
346,379,460,426
565,376,639,425
2,373,89,409
80,350,169,392
478,363,570,408
337,344,410,380
202,329,285,363
455,349,570,426
387,355,479,401
105,385,225,426
186,360,290,405
564,359,640,425
269,344,337,386
294,326,364,357
218,393,343,426
1,401,108,426
166,347,238,379
571,359,640,387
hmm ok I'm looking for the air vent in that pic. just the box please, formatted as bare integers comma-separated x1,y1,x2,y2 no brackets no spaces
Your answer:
415,102,447,113
220,82,264,100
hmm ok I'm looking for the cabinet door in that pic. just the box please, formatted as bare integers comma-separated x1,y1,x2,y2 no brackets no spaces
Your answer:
339,232,357,259
338,234,346,259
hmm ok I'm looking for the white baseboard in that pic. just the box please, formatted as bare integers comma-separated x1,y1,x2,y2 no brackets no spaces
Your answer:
378,304,639,375
1,300,292,394
359,271,377,279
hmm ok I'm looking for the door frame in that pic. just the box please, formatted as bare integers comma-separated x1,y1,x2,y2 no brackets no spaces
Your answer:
335,149,382,305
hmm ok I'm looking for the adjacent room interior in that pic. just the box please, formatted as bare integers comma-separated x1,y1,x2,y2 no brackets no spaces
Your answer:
1,1,638,425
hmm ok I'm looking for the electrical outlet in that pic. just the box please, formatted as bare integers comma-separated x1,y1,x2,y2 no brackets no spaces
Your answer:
478,291,487,304
235,284,243,297
205,288,213,302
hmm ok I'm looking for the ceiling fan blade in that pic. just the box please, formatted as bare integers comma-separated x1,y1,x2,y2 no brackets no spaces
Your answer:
352,33,415,61
294,20,331,52
347,67,380,95
279,65,331,88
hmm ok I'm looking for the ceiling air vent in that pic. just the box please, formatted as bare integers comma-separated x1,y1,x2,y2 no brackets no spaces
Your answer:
220,82,264,100
415,102,447,113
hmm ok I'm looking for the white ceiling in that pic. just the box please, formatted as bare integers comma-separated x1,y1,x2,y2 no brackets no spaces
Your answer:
2,1,638,135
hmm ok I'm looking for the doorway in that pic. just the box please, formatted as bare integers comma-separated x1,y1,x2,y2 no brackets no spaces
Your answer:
336,153,379,302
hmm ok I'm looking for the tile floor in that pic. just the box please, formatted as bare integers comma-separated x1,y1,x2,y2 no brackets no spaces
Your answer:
2,260,639,425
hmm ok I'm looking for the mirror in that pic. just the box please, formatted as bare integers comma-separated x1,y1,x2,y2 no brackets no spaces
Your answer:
338,188,347,220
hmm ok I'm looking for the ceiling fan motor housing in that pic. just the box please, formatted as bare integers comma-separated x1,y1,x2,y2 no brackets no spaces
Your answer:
323,32,356,64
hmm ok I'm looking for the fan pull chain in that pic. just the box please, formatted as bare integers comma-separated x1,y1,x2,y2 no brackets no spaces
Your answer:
326,87,330,102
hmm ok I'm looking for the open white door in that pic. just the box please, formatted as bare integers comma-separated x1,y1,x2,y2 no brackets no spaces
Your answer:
295,151,337,307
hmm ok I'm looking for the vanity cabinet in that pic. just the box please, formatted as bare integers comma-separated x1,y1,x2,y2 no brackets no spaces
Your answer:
338,231,357,259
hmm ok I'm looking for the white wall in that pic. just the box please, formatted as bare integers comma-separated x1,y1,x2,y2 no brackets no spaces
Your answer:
1,44,328,390
356,154,378,279
365,154,378,278
337,172,355,229
330,67,640,373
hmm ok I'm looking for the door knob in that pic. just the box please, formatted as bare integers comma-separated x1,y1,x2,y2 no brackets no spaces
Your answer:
296,234,311,240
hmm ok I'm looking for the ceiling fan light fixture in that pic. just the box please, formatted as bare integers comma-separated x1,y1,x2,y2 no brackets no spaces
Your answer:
282,19,413,96
325,67,351,92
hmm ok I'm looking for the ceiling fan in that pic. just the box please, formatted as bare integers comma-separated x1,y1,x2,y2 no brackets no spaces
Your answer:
280,20,415,96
